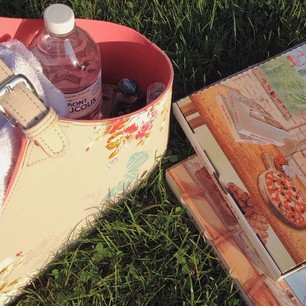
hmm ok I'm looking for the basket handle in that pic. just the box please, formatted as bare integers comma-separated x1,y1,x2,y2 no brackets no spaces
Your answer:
0,59,69,158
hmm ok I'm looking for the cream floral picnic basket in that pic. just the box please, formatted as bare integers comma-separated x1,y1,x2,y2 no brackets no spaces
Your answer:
0,17,173,304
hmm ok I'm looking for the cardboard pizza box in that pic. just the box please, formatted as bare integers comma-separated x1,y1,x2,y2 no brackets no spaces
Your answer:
172,43,306,281
166,154,302,306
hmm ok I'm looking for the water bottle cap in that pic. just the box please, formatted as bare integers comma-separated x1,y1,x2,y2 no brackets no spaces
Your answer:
44,4,75,35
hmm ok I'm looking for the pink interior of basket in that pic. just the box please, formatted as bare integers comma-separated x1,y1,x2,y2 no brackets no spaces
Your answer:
0,17,173,91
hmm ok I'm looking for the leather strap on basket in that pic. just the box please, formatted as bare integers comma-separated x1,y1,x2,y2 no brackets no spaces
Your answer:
0,59,69,158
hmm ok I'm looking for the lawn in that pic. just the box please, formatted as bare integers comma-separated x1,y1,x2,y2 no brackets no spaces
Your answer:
1,0,306,305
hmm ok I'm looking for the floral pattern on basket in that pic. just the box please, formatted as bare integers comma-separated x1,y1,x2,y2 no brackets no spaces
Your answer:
85,97,169,161
101,151,149,202
0,252,26,304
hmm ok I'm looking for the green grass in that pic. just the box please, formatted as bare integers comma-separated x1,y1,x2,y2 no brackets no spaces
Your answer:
1,0,306,305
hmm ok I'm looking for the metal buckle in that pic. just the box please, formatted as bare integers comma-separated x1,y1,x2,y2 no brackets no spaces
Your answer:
0,74,38,126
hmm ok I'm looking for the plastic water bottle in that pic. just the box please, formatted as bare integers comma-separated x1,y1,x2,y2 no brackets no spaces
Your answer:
29,3,103,119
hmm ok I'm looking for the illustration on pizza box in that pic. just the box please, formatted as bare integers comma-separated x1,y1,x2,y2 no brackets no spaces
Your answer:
166,155,303,306
284,265,306,306
173,43,306,280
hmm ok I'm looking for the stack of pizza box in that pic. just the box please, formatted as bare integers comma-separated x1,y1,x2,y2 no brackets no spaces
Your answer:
166,42,306,306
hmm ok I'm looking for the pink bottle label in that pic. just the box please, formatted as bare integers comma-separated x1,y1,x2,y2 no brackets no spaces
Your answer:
65,71,102,119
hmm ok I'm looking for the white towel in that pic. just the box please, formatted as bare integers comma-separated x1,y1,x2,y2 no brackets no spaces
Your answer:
0,122,13,209
0,39,68,117
0,39,69,211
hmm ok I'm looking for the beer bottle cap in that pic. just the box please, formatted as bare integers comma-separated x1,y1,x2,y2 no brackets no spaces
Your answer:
117,78,139,96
